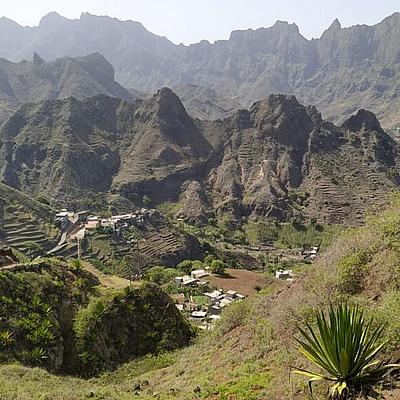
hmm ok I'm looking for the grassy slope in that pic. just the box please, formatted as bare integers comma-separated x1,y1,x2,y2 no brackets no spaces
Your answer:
2,196,400,399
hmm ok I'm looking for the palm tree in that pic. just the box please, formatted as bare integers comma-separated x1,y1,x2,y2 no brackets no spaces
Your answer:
292,304,399,399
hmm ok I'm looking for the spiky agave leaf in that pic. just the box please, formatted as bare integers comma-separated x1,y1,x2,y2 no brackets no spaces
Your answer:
292,304,400,398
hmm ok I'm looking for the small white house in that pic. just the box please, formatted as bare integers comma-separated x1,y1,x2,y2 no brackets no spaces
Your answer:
191,269,209,279
191,310,207,319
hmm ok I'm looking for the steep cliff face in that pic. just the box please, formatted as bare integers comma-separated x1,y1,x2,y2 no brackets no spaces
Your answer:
0,52,135,122
1,12,399,128
0,90,398,224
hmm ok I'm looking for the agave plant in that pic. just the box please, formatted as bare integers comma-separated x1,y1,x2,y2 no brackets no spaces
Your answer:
292,304,399,399
0,330,14,348
30,347,48,365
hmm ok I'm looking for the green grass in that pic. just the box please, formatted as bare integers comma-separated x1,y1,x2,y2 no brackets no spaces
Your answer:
245,221,343,250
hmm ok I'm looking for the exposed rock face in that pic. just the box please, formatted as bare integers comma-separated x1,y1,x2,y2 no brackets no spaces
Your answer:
0,52,135,121
176,180,210,225
1,12,400,128
0,90,398,225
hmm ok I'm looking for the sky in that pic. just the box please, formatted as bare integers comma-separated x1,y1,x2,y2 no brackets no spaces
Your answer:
1,0,399,44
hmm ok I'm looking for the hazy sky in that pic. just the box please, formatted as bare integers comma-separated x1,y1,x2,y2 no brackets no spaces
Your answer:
1,0,399,44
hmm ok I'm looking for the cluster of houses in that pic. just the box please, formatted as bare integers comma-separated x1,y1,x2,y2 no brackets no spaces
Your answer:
54,208,156,242
170,268,246,326
205,289,245,317
174,269,210,288
172,287,246,324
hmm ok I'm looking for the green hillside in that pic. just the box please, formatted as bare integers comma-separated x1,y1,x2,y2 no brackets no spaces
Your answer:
1,196,400,398
0,259,194,381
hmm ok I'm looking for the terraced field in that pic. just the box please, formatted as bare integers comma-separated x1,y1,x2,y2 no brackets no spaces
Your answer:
139,225,185,262
2,211,58,255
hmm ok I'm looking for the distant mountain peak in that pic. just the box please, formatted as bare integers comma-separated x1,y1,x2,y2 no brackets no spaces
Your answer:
33,52,45,65
39,12,68,26
329,18,342,30
272,20,300,33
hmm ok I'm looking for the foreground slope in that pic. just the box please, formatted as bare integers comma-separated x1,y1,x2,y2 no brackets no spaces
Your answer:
0,259,194,377
0,90,399,225
1,12,400,127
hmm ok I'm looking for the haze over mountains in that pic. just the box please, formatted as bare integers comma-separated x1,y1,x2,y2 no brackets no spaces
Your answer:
0,52,134,121
0,12,400,128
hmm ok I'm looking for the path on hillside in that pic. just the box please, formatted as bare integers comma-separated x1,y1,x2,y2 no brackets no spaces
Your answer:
82,262,131,289
0,261,132,291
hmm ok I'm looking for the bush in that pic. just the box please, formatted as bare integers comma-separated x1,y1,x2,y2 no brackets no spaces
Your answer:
144,267,180,285
210,259,226,275
337,250,371,294
177,260,194,274
214,300,251,338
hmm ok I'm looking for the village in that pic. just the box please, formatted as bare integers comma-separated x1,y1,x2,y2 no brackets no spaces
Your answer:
1,205,321,331
168,267,247,329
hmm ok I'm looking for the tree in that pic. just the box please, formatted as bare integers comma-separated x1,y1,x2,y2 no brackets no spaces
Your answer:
144,267,180,285
24,241,43,260
177,260,193,275
292,304,400,399
210,259,226,275
204,254,215,266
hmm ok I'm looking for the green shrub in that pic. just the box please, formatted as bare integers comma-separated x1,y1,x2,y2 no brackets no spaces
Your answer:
215,300,251,338
144,267,180,285
337,250,371,294
210,259,226,275
177,260,194,274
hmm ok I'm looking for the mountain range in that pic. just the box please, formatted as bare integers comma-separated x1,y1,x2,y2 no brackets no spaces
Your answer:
0,88,398,225
0,12,400,128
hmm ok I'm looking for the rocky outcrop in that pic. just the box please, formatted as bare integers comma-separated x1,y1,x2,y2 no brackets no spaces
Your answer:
176,180,210,225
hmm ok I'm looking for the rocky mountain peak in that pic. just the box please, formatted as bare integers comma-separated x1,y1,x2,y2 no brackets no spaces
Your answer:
324,18,342,34
153,87,188,118
272,20,300,34
33,52,45,66
250,94,314,145
342,109,382,132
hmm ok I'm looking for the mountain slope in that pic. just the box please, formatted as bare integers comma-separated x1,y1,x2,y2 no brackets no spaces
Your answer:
1,12,400,127
0,90,398,225
0,89,214,209
0,52,135,121
207,95,399,224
